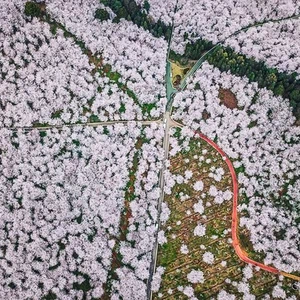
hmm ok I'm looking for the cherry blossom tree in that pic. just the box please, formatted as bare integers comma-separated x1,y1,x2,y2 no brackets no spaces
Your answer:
187,269,205,284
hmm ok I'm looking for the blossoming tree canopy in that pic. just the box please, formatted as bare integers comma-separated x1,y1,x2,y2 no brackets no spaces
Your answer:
1,0,300,299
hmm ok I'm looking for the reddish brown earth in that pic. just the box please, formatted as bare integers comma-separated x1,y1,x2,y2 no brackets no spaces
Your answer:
218,88,238,109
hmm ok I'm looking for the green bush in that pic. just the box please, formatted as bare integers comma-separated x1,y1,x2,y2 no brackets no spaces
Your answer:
95,8,109,21
102,0,171,40
24,1,41,18
143,0,150,12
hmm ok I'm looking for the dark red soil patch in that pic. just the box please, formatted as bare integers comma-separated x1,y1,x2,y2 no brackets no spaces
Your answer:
218,88,238,109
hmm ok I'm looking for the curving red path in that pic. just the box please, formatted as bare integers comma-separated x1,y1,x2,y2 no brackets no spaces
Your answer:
195,132,294,277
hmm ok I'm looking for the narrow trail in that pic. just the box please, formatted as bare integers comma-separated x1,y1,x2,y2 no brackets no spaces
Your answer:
3,119,161,132
195,132,300,281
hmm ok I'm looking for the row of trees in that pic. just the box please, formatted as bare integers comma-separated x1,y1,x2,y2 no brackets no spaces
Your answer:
206,46,300,120
170,35,300,121
224,19,300,77
101,0,172,40
24,1,42,18
169,38,214,64
100,0,300,121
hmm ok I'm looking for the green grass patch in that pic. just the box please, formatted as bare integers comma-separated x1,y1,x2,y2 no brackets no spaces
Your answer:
119,103,126,113
89,114,101,123
142,103,156,115
51,110,63,119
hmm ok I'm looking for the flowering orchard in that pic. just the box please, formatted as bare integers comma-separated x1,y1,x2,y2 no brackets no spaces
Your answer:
153,129,298,299
1,0,299,299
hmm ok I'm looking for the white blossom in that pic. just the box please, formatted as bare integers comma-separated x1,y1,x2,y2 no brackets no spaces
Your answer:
187,269,205,284
202,252,214,264
194,224,206,237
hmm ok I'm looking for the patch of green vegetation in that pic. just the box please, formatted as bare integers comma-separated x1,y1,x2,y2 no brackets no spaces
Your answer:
194,292,207,299
195,82,201,90
72,139,80,146
142,103,156,115
101,0,171,40
24,1,42,18
248,120,258,128
39,131,47,138
169,38,214,64
51,110,63,119
49,24,58,35
119,103,126,113
235,164,245,174
12,142,19,149
108,71,121,82
103,127,109,135
143,0,150,12
125,89,137,101
87,227,97,242
42,291,57,300
89,114,100,123
173,127,182,140
206,223,222,237
57,240,66,251
48,262,61,271
74,211,82,224
159,241,179,266
73,274,92,292
95,8,110,21
58,146,67,156
239,232,255,254
8,282,16,289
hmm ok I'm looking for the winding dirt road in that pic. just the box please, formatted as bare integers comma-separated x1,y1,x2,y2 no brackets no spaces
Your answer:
196,132,300,281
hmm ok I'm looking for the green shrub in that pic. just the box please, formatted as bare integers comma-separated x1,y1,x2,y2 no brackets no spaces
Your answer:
24,1,41,18
95,8,109,21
